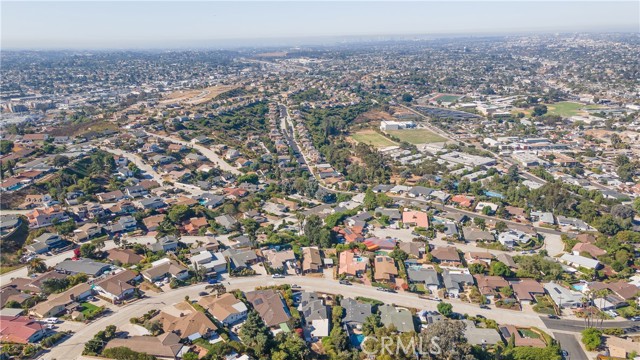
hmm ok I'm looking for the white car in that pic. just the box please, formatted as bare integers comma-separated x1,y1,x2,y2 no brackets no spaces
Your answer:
271,274,285,279
44,318,59,324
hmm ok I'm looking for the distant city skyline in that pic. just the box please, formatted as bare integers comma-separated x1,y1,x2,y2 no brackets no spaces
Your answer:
2,1,638,49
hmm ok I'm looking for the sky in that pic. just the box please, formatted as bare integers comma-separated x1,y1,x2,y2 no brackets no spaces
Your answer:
1,1,639,49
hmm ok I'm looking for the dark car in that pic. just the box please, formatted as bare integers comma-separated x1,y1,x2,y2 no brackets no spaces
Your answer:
479,305,490,310
547,314,560,319
339,280,351,285
198,291,208,296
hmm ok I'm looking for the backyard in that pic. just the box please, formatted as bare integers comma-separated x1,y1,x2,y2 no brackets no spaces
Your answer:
386,129,447,144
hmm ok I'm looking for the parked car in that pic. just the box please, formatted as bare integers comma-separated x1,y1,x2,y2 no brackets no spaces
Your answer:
272,274,285,279
631,316,640,321
479,305,490,310
198,291,209,296
44,318,59,324
290,284,301,289
547,314,560,319
339,280,351,285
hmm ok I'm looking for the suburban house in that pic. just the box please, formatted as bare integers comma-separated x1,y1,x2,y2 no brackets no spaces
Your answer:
93,270,139,302
190,251,227,275
510,279,545,304
571,242,606,258
560,253,601,270
430,246,462,266
474,275,510,301
544,282,583,309
149,235,180,252
379,304,415,333
26,206,69,228
143,214,166,232
222,248,258,269
262,249,297,273
104,333,184,360
402,210,429,228
462,227,495,242
107,248,144,265
97,190,127,203
199,293,248,326
54,258,111,277
73,223,103,242
142,259,189,283
442,269,474,297
298,292,330,340
498,230,531,247
338,251,368,278
464,252,494,267
25,232,67,254
152,303,218,340
373,255,398,283
398,242,425,258
406,266,440,294
0,316,47,344
215,215,240,232
30,283,92,318
106,215,138,234
245,289,292,329
342,298,372,328
302,247,323,274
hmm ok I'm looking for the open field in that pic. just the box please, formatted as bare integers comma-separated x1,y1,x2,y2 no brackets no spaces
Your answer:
160,85,238,105
546,101,601,117
386,128,447,144
432,94,463,103
350,129,398,148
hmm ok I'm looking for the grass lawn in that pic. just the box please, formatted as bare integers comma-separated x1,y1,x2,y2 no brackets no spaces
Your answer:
546,102,602,117
79,302,100,317
386,129,447,144
518,328,541,339
434,94,462,103
350,130,398,148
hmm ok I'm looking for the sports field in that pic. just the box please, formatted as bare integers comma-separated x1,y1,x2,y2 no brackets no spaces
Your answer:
433,94,462,103
546,102,602,117
350,130,398,148
386,129,447,144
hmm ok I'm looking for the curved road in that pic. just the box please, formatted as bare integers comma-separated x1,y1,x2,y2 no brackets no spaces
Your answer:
144,132,240,175
41,274,543,360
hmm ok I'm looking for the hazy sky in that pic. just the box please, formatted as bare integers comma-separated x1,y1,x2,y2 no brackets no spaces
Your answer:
2,1,639,49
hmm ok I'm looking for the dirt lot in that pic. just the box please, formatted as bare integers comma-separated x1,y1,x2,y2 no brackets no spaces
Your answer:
160,85,238,105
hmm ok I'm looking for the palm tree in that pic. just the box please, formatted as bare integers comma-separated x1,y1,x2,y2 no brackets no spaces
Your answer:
27,258,46,274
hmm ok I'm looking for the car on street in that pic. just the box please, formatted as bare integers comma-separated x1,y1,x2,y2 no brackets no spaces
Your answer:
272,274,285,279
479,305,490,309
547,314,560,319
631,316,640,321
339,280,351,285
198,291,208,296
290,284,301,289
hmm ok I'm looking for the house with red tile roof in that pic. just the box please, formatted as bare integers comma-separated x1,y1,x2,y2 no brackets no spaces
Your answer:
402,211,429,228
450,195,475,208
0,315,47,344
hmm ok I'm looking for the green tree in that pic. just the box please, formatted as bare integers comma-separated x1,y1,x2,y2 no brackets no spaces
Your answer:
167,204,192,224
473,217,486,230
581,328,602,351
489,261,513,277
0,140,14,154
27,257,47,274
437,302,453,317
495,221,508,233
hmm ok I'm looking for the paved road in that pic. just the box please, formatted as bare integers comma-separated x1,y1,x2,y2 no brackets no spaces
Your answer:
40,274,546,360
554,332,588,360
145,132,240,175
102,147,205,197
543,317,637,331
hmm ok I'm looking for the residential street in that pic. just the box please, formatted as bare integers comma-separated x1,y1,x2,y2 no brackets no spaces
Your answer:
554,332,588,360
144,131,241,175
36,274,582,360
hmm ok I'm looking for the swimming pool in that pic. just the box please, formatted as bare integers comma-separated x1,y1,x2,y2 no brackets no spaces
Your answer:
572,284,585,291
350,333,365,347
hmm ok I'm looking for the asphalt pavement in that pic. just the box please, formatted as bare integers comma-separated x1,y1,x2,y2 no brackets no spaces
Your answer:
554,332,588,360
